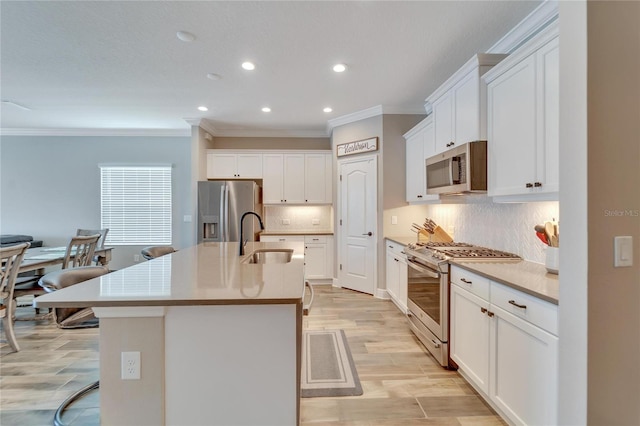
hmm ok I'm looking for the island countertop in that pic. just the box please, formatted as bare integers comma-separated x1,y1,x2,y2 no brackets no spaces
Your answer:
34,241,305,308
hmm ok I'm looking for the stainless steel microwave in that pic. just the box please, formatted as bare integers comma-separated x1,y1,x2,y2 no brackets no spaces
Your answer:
425,141,487,195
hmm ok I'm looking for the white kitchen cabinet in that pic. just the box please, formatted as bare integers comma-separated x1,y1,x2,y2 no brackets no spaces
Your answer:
404,117,439,203
425,54,507,155
304,153,332,204
262,152,332,204
385,240,408,312
304,235,333,281
450,283,490,394
485,23,559,200
450,265,558,426
260,234,333,280
489,304,558,426
206,151,263,179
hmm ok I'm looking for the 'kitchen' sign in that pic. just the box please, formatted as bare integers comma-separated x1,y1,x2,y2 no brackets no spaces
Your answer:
336,137,378,157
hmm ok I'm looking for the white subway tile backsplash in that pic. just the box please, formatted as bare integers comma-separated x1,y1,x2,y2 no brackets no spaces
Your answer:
425,200,559,263
264,205,333,232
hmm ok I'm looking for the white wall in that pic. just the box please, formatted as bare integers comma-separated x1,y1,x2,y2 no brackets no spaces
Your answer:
0,135,193,269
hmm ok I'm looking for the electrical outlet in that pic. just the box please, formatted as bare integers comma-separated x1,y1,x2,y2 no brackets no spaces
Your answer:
311,218,320,225
134,254,140,262
121,351,140,380
391,216,398,225
282,218,291,225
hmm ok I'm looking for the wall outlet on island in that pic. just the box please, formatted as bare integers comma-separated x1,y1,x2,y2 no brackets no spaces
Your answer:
121,351,140,380
281,218,291,225
312,218,320,225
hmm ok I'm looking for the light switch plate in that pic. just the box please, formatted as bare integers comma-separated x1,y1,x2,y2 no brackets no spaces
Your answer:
614,236,633,267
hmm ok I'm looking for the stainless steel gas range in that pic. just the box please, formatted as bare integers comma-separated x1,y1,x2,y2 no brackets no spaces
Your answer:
403,241,520,368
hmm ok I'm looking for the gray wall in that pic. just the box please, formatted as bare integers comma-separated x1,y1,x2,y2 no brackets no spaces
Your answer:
0,135,193,269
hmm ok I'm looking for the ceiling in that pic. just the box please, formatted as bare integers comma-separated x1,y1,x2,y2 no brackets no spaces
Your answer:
0,1,541,137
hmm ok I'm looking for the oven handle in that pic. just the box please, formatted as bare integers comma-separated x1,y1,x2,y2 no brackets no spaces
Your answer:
406,257,440,279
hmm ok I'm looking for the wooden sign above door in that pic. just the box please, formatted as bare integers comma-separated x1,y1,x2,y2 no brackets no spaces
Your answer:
336,137,378,157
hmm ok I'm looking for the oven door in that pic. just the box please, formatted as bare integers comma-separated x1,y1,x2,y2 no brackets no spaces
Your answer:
406,257,447,341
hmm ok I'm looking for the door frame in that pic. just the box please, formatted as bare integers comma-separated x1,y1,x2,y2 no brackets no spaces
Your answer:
336,154,378,296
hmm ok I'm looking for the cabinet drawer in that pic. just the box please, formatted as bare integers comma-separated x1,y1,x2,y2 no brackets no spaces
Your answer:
260,235,305,243
490,281,558,335
450,266,490,301
304,235,328,244
385,240,406,257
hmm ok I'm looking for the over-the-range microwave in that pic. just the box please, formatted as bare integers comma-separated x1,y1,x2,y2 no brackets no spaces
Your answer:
425,141,487,195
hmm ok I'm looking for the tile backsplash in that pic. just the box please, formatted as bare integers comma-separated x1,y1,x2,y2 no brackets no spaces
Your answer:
385,199,559,264
264,205,333,232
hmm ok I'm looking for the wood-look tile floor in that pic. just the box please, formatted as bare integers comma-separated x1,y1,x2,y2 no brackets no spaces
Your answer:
1,286,505,425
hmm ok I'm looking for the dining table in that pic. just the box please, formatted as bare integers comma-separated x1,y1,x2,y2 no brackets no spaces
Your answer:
18,245,113,274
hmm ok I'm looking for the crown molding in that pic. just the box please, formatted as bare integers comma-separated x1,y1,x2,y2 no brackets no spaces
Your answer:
326,104,425,133
0,127,191,137
197,118,328,138
488,0,559,54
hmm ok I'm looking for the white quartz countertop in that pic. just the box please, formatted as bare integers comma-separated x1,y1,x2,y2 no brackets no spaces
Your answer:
385,236,418,246
451,260,559,304
35,242,305,308
261,230,333,236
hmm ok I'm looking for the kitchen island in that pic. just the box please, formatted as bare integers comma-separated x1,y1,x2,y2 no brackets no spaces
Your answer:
35,241,305,426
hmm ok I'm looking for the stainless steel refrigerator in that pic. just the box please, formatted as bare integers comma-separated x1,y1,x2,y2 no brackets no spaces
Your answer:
197,181,262,243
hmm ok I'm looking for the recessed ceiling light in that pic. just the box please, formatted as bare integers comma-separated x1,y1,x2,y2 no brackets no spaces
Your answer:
198,106,208,112
176,31,196,42
261,107,271,113
242,62,256,71
323,107,333,113
206,73,222,80
333,63,347,73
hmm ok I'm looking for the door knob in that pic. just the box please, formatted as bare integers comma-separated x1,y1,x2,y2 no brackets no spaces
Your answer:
362,232,373,236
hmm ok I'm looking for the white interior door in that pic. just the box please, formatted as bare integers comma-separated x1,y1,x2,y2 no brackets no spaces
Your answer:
339,155,377,295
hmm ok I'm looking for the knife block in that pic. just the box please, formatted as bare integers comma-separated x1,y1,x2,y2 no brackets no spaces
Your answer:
431,226,453,243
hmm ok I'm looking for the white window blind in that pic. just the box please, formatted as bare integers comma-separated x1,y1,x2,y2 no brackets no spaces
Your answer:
100,166,172,245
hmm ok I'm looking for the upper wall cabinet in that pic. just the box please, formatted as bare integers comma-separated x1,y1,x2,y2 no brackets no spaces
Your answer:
484,22,559,201
425,54,508,155
207,151,263,179
263,151,332,204
404,116,439,203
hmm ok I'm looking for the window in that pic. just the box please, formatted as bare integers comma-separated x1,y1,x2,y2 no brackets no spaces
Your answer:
100,165,172,245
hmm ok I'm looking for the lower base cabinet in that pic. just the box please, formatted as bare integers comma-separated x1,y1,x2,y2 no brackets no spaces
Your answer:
450,266,558,426
260,235,333,281
385,240,408,312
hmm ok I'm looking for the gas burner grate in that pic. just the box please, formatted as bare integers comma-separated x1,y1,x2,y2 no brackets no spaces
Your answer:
416,241,472,248
437,248,521,259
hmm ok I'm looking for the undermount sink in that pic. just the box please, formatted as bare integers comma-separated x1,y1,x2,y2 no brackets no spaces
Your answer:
242,249,294,264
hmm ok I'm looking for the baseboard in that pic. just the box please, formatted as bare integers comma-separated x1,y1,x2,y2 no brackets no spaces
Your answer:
376,288,390,300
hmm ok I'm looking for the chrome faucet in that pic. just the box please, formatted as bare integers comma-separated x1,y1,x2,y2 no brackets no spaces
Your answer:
239,211,265,256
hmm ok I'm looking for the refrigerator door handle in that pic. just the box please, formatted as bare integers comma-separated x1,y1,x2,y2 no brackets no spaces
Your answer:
224,184,230,242
220,185,226,241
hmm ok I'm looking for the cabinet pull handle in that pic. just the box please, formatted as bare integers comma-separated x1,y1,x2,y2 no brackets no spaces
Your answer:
534,182,543,187
417,195,423,198
525,183,533,188
312,238,319,241
480,307,488,314
279,239,286,242
388,245,393,248
508,300,527,309
460,278,472,285
394,258,399,262
487,311,495,317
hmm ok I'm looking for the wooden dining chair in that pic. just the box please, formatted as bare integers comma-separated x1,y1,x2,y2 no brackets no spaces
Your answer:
62,234,101,269
76,229,108,265
0,242,30,351
13,234,101,320
141,246,176,260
